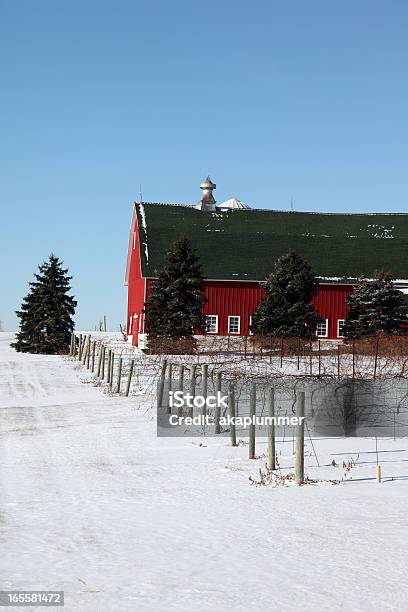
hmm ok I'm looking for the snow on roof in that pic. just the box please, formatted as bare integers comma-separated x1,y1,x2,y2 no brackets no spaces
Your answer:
132,203,408,282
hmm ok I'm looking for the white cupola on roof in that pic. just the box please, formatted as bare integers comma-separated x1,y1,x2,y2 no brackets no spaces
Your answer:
199,176,217,211
195,177,251,212
218,198,250,211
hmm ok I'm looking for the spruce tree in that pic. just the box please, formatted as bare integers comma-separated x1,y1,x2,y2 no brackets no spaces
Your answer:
144,236,206,341
12,254,77,354
251,250,320,338
344,271,407,338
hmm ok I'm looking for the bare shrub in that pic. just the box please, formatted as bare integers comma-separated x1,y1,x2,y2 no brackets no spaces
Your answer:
146,337,197,355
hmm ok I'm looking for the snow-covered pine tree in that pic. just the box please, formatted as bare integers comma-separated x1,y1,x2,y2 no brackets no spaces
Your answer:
12,254,77,354
251,250,321,338
344,271,408,338
144,235,206,344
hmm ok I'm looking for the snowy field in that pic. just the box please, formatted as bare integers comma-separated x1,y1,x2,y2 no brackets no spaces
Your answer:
1,332,408,611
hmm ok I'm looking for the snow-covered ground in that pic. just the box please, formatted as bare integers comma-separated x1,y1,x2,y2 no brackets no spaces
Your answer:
1,332,408,611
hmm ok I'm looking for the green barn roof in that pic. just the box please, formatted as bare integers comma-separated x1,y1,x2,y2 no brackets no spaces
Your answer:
134,203,408,283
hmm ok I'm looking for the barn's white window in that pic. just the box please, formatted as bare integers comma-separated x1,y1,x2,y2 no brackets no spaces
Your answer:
228,315,240,334
316,319,328,338
206,315,218,334
337,319,346,338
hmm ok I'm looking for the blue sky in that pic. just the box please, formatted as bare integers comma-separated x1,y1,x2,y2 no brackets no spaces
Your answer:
1,1,407,331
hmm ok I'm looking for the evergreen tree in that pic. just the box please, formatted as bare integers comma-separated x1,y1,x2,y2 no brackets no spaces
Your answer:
251,250,320,338
344,271,407,338
12,254,77,354
144,236,206,340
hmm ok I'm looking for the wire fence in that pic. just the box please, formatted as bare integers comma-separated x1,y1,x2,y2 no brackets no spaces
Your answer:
68,332,408,439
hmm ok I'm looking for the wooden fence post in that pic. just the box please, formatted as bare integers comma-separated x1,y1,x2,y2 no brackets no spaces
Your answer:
337,344,341,379
201,364,208,418
106,350,112,383
101,346,106,379
295,391,305,485
177,365,184,417
115,357,123,394
125,359,134,397
267,387,275,470
157,359,167,410
167,362,173,414
168,362,172,393
228,383,237,447
78,334,83,360
86,335,91,369
297,337,301,370
374,336,379,381
352,339,356,380
81,337,86,365
109,352,115,389
91,341,96,373
249,381,256,459
214,372,222,434
188,365,196,418
82,335,90,365
97,345,103,378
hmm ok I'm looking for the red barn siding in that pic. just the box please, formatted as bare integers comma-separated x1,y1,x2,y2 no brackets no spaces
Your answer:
126,218,146,339
127,241,356,343
202,281,265,336
202,281,353,339
312,284,353,338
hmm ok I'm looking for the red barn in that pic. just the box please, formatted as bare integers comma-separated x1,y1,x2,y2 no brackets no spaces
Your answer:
125,178,408,346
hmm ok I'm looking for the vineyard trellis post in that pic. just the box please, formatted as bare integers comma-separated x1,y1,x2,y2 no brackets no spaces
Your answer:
201,364,208,418
86,335,91,369
97,344,103,378
115,357,123,394
177,365,184,417
167,363,173,414
188,365,196,418
91,341,96,373
249,382,256,459
101,346,106,379
295,391,305,484
228,383,237,447
214,372,222,434
125,359,134,397
374,336,380,381
109,352,115,390
267,387,275,470
157,359,167,410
